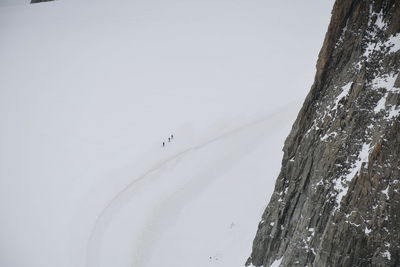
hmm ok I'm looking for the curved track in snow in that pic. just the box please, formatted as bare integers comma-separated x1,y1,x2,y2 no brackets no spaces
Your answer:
85,104,297,267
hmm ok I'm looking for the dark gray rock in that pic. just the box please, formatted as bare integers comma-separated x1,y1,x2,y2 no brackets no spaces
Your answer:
395,73,400,88
247,0,400,266
31,0,54,4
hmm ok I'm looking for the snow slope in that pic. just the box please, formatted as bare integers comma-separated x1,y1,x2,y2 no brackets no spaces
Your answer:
85,104,299,267
0,0,333,266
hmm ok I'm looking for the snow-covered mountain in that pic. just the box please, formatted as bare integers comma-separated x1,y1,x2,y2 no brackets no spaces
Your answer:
0,1,333,266
248,0,400,266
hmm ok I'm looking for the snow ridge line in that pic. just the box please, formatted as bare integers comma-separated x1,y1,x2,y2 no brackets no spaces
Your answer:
85,103,296,267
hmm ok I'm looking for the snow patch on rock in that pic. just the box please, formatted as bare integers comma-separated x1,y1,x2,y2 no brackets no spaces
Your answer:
333,143,371,210
332,82,353,111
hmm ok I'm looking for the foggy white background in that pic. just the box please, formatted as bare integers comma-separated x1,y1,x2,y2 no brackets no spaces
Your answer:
0,0,334,266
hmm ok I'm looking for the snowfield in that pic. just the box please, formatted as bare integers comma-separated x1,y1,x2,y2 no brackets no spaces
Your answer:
85,104,299,267
0,0,332,266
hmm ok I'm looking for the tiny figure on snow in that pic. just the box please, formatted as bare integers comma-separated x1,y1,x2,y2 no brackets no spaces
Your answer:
162,142,165,147
171,134,174,139
168,137,171,142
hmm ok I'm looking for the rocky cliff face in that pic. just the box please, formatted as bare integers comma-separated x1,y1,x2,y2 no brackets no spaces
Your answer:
247,0,400,266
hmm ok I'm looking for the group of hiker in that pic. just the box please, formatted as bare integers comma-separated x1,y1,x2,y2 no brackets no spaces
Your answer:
162,134,174,147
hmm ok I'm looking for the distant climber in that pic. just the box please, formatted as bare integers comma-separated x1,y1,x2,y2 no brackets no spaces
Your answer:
162,142,165,147
168,137,171,142
171,134,174,139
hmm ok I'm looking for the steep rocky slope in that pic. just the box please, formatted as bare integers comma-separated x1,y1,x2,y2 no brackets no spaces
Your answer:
247,0,400,266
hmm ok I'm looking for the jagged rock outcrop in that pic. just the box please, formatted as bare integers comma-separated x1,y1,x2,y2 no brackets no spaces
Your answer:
247,0,400,266
31,0,54,4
